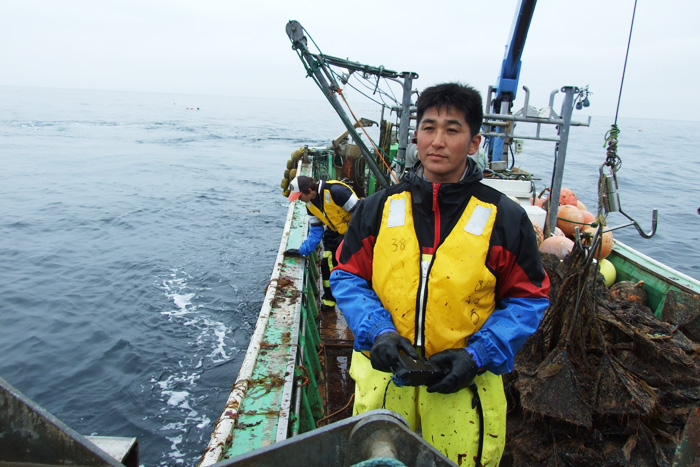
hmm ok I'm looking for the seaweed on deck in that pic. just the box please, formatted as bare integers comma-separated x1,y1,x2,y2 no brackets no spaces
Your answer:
502,247,700,466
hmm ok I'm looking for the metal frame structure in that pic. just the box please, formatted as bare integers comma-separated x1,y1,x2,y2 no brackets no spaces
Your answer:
286,20,418,189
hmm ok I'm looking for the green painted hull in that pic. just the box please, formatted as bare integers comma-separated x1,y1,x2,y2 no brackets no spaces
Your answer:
201,148,364,465
608,240,700,318
200,156,327,465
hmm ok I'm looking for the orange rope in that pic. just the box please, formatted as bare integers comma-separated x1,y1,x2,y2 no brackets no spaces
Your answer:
315,393,355,427
336,88,400,184
297,365,310,387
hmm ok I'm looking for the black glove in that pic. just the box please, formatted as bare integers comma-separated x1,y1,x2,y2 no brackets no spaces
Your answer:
284,248,303,257
426,348,479,394
370,332,419,373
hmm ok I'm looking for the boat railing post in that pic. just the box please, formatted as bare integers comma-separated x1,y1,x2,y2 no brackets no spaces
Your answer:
548,89,559,109
545,86,577,237
396,72,416,168
521,85,531,117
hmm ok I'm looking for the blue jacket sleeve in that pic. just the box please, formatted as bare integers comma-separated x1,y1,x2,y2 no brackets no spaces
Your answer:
298,224,324,257
329,269,396,351
467,296,548,374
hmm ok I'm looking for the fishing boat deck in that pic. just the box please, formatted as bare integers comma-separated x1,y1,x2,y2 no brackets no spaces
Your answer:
200,158,358,466
317,307,355,426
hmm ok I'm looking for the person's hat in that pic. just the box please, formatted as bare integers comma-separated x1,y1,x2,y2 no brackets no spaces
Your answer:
287,176,314,201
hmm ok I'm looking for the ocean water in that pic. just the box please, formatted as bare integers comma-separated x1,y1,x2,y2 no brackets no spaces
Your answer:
1,86,699,466
0,86,343,465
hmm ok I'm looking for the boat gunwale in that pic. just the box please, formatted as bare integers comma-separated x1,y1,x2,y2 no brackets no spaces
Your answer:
611,240,700,294
200,200,301,466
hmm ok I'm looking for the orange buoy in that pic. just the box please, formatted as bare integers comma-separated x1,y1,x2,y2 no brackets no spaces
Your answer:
557,204,584,238
560,187,578,206
581,210,595,226
583,226,613,260
577,200,588,211
539,235,574,260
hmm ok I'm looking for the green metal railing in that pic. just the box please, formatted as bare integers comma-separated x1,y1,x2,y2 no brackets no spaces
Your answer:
202,155,348,465
291,250,324,435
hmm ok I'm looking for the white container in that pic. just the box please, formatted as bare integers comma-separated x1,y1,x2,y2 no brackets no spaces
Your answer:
523,205,547,229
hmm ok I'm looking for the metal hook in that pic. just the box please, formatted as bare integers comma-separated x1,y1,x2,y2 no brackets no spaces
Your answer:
599,165,658,239
606,208,658,239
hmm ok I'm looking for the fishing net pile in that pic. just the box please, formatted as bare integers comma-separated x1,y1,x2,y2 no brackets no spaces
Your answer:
502,246,700,466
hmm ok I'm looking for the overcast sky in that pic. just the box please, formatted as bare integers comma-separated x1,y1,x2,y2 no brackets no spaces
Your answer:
2,0,698,121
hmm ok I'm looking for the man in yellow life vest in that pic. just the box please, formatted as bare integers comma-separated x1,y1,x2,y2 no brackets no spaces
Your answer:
285,175,360,311
330,82,550,466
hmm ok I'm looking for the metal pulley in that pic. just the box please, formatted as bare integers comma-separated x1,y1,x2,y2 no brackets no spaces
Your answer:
597,125,658,238
600,170,620,214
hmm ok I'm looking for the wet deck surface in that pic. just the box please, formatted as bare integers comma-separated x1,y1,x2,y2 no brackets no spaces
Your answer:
317,307,355,426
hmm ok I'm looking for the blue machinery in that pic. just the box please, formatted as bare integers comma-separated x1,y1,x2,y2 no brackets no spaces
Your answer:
288,1,596,236
486,0,655,238
487,0,537,165
483,0,593,235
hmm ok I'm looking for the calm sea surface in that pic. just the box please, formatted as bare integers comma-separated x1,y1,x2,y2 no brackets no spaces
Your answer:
1,86,699,465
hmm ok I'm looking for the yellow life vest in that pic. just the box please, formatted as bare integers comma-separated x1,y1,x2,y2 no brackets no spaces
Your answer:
372,191,498,357
305,180,354,235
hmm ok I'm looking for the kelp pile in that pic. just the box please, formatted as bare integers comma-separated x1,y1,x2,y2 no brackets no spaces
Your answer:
502,246,700,466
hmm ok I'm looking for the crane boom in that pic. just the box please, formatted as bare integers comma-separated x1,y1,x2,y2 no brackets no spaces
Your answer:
488,0,537,163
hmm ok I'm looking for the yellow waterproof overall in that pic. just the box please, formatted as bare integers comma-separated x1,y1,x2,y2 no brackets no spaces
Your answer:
305,180,354,235
350,352,506,466
353,191,507,465
307,180,354,307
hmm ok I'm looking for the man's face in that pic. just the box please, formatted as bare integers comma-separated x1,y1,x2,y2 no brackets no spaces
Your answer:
299,190,315,202
416,106,481,184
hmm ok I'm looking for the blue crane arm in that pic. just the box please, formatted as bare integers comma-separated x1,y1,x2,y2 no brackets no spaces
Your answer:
488,0,536,163
494,0,537,106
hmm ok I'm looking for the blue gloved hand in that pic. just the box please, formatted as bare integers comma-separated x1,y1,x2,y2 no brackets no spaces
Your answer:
370,331,419,373
285,248,304,257
426,348,479,394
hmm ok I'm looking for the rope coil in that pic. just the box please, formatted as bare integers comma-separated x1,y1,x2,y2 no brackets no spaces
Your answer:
603,124,622,172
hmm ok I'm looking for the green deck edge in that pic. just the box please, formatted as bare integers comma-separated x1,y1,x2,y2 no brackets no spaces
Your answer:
220,159,326,460
203,148,384,465
608,241,700,317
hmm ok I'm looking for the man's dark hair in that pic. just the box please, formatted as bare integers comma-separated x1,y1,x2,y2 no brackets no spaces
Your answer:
416,83,483,139
296,175,318,193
